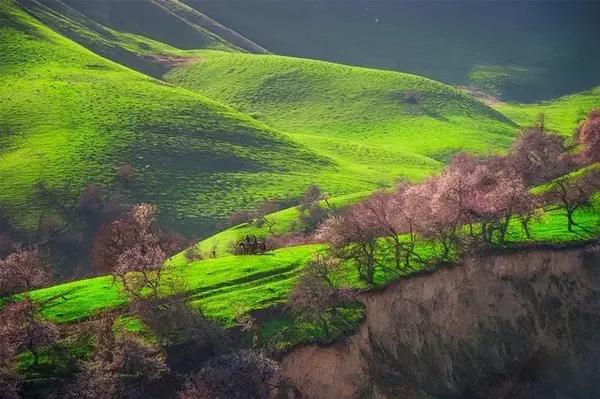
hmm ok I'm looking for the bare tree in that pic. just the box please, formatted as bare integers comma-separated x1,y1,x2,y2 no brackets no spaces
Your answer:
0,248,52,296
0,303,25,399
288,256,339,337
298,184,331,233
510,126,574,186
360,191,408,269
288,256,357,338
69,317,168,399
577,108,600,164
299,184,323,211
178,350,280,399
0,300,58,368
318,204,383,285
254,199,280,233
540,170,600,231
92,203,181,297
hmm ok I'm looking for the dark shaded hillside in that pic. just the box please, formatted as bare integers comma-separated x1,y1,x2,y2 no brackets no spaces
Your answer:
14,0,267,78
61,0,266,53
193,0,600,102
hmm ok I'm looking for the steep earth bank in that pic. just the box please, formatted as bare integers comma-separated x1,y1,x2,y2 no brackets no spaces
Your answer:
282,245,600,398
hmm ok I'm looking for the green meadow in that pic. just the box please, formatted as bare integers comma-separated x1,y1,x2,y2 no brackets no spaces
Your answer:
0,2,333,234
4,0,600,239
495,85,600,135
1,0,600,359
26,200,600,330
1,0,519,238
166,51,518,170
195,191,371,257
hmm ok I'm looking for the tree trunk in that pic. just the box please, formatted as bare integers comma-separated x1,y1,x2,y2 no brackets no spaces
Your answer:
566,208,576,232
521,218,531,239
320,317,330,339
498,216,510,244
32,348,39,366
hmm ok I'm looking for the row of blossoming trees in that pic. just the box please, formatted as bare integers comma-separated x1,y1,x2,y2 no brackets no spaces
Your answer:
316,111,600,286
288,111,600,339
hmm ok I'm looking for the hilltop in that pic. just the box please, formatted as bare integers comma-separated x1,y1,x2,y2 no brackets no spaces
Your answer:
0,1,331,242
495,85,600,136
166,51,518,180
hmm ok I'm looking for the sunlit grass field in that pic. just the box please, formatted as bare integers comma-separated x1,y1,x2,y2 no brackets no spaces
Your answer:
166,51,519,168
1,0,522,238
495,85,600,135
3,0,600,357
0,2,338,234
195,191,371,257
27,200,600,329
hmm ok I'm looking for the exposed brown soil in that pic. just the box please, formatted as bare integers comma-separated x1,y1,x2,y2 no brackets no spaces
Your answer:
282,245,600,398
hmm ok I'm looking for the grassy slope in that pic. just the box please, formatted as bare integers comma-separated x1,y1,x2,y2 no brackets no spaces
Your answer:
27,201,600,327
166,51,518,184
28,245,323,325
196,191,370,257
0,1,336,234
61,0,266,53
23,165,600,346
495,85,600,135
16,0,268,79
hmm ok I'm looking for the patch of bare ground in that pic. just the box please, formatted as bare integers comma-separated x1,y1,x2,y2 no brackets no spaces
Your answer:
459,85,507,107
146,54,201,69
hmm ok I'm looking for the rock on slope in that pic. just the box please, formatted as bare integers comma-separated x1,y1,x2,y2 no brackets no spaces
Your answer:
282,245,600,398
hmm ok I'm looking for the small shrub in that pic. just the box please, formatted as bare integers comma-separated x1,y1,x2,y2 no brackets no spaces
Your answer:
184,246,203,262
116,163,135,181
403,91,420,105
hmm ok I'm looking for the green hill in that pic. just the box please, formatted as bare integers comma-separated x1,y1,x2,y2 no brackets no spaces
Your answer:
195,191,371,258
166,51,518,182
2,0,525,243
25,200,600,338
0,1,331,236
495,85,600,136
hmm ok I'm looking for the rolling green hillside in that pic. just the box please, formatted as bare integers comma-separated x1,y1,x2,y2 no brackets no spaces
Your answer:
495,85,600,136
14,0,196,78
2,0,526,244
195,191,370,257
0,1,333,235
166,51,518,182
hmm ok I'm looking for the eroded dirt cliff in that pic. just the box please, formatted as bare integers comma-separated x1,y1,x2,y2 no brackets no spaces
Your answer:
282,246,600,398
